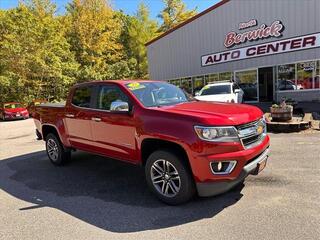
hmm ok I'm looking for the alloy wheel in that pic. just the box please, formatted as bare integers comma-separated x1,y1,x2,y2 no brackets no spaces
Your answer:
150,159,181,197
47,138,59,162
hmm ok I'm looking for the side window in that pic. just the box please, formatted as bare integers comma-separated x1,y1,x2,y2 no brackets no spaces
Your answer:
97,85,129,110
72,86,92,108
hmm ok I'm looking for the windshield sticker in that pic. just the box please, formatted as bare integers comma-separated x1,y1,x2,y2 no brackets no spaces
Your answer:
127,82,146,91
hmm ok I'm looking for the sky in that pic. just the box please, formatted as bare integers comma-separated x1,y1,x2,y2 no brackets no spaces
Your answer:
0,0,220,20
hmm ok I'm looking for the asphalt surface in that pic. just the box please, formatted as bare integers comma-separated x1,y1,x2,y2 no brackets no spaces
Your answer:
0,119,319,240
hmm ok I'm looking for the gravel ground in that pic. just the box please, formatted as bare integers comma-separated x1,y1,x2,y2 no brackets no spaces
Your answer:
0,119,319,240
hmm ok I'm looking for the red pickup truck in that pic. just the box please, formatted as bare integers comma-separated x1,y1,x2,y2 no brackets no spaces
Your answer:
33,80,270,205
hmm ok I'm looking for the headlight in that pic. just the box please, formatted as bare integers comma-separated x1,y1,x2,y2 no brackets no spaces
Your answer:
194,126,239,142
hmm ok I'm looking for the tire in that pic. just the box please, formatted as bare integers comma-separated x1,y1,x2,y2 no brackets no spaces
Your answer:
145,150,195,205
45,133,71,166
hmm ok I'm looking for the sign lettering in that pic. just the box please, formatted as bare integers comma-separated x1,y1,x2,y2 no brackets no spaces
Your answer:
202,33,320,67
224,20,284,48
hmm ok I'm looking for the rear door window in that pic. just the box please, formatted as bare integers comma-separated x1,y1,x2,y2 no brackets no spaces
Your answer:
72,86,93,108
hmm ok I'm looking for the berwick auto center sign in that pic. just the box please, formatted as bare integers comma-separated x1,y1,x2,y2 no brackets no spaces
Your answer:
201,20,320,67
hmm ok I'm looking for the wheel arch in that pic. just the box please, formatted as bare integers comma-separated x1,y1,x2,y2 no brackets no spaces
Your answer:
140,138,192,172
42,124,62,142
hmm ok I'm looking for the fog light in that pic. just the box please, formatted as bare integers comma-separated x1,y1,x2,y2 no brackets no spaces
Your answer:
210,161,237,175
217,161,222,171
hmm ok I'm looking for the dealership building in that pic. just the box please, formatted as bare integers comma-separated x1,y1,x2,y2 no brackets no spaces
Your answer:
146,0,320,102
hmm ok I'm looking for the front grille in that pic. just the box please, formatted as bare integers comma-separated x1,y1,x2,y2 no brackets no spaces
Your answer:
242,134,263,146
237,119,260,131
237,119,266,149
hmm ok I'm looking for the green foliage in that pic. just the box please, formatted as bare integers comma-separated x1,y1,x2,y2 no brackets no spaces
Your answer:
0,0,197,103
65,0,123,81
127,3,158,79
0,1,79,103
158,0,197,33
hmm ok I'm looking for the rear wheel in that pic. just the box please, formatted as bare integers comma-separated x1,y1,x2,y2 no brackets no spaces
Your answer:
145,150,195,205
45,133,70,166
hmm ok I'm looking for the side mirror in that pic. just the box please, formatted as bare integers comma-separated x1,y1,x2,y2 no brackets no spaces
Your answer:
110,101,129,112
234,89,241,93
195,91,200,96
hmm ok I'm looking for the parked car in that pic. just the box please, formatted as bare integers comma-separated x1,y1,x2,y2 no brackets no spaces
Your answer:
195,82,244,103
277,80,303,90
0,102,29,121
33,80,270,205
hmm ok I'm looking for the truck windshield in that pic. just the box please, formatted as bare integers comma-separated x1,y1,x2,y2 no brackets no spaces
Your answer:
200,85,231,96
126,82,190,107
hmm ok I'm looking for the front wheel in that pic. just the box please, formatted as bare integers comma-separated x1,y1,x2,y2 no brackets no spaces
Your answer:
145,150,195,205
45,133,71,166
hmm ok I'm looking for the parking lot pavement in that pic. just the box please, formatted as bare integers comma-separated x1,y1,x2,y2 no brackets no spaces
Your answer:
0,119,319,240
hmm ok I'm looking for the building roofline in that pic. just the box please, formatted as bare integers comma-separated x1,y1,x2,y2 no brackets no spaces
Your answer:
145,0,230,46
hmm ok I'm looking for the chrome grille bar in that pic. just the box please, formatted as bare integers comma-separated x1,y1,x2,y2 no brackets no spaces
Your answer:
237,118,266,149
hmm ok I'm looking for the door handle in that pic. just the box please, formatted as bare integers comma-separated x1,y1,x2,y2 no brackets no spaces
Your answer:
91,117,101,122
65,114,75,118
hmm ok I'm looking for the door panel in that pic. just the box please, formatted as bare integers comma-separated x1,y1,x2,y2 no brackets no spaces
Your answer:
65,108,95,149
90,84,138,162
91,112,137,161
64,85,95,150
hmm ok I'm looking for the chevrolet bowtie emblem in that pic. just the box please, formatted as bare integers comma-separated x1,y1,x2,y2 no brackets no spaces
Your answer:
257,125,264,134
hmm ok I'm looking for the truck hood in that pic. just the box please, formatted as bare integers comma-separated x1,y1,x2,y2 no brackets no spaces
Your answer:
159,101,262,126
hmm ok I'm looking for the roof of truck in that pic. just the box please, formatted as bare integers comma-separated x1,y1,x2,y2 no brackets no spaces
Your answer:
74,80,163,87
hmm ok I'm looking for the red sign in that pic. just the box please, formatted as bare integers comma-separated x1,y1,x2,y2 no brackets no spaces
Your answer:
224,20,284,48
202,33,320,67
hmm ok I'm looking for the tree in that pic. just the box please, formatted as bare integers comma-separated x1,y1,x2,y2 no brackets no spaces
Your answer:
127,3,158,78
158,0,197,33
65,0,123,81
0,1,79,103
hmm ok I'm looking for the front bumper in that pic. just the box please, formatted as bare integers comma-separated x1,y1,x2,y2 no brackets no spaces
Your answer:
196,147,269,197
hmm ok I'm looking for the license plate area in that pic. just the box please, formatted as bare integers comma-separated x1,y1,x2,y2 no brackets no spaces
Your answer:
253,156,268,175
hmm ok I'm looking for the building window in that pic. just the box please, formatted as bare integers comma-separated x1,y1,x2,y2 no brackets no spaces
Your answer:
235,70,258,102
181,77,192,94
193,76,205,92
207,73,219,84
219,72,233,81
297,61,315,90
277,64,296,91
316,60,320,89
170,79,181,87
